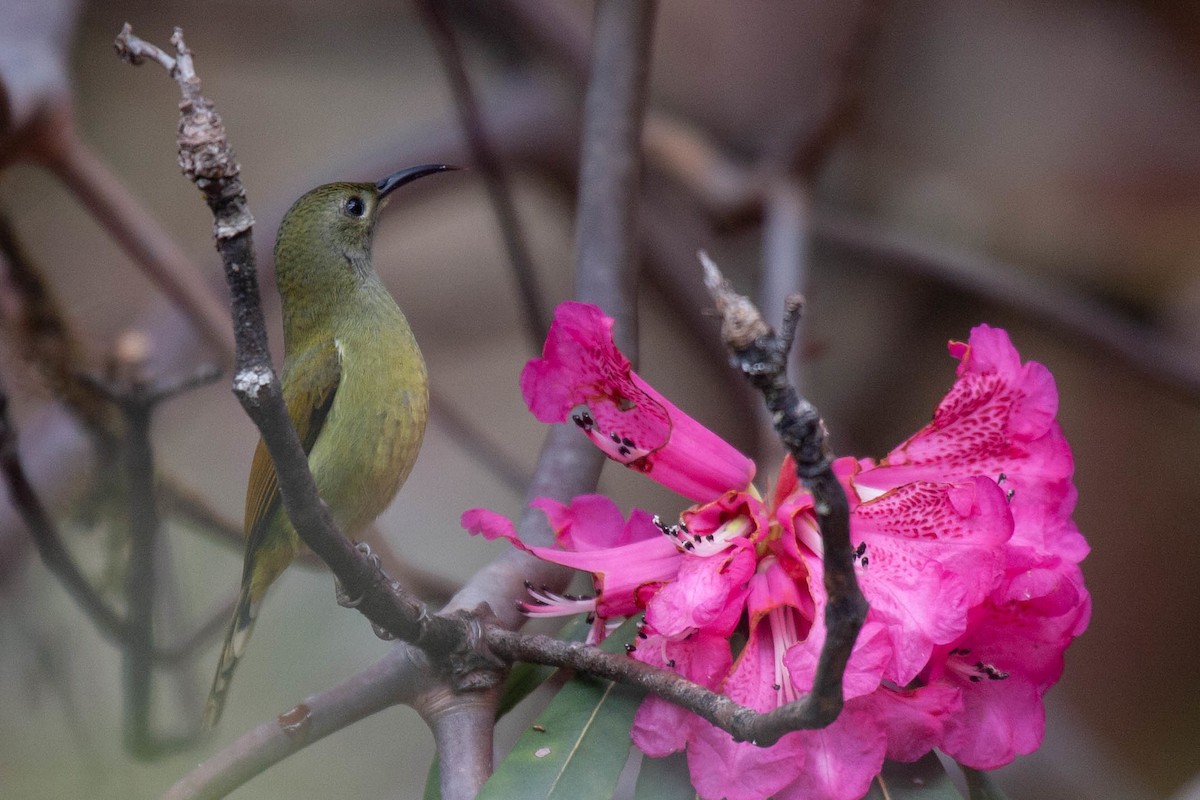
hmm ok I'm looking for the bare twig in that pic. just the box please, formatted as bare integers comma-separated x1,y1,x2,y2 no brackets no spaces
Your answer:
702,252,867,735
161,647,439,800
0,377,127,642
417,0,549,346
421,686,499,798
572,0,657,349
118,381,182,756
79,361,220,757
754,176,811,463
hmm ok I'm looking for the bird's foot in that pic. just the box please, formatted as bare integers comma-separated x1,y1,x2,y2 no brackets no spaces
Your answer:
334,541,386,608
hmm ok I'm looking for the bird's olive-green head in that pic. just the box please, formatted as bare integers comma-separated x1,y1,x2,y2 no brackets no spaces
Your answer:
272,164,453,342
273,164,453,298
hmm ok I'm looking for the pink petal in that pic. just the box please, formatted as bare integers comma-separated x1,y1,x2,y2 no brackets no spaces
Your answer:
631,697,692,756
645,546,755,638
461,508,520,544
817,548,967,686
530,494,657,550
926,571,1090,769
939,669,1045,769
774,702,888,800
679,490,770,556
865,683,963,763
525,535,682,618
785,619,891,702
862,326,1071,498
688,725,808,800
632,631,732,756
520,302,755,500
852,477,1013,606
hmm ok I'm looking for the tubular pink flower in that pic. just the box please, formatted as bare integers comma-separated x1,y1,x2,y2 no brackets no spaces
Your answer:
461,501,682,622
465,311,1089,800
855,324,1087,564
520,302,755,501
922,556,1090,769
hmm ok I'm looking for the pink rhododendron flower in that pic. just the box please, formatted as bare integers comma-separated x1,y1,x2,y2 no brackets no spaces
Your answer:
519,301,755,501
462,304,1090,800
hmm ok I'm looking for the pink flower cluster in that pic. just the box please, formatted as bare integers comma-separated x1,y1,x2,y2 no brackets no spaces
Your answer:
463,302,1090,800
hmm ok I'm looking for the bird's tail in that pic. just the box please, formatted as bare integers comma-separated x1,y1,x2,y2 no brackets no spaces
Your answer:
203,580,259,729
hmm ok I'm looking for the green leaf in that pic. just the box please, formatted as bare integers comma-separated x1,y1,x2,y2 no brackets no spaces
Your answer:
634,752,696,800
861,753,964,799
422,758,441,800
478,617,645,800
962,765,1010,800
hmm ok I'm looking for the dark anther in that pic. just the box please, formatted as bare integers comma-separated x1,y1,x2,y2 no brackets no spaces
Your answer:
622,436,634,447
618,445,631,456
1006,489,1015,502
998,472,1007,483
624,643,636,654
610,432,621,443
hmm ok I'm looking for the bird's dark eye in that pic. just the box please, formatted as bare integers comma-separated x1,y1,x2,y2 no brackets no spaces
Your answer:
345,196,365,217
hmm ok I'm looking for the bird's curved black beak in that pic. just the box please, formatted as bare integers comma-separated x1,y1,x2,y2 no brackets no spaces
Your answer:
375,164,459,198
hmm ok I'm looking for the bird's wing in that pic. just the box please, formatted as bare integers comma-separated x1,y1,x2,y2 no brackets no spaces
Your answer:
242,341,343,554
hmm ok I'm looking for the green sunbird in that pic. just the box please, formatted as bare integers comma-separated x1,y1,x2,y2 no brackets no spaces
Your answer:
204,165,452,728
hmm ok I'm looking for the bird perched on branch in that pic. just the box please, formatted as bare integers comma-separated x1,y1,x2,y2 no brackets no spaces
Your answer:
204,165,453,728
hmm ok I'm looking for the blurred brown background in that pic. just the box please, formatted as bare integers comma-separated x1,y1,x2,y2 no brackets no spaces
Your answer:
0,1,1197,798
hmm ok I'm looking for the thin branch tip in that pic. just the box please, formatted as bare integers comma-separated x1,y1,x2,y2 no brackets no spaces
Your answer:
113,24,176,72
698,252,771,349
